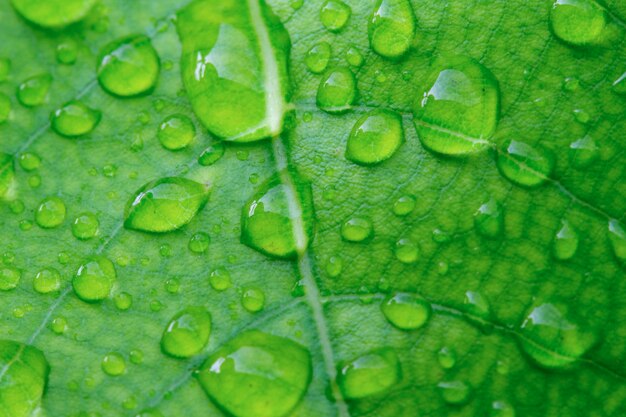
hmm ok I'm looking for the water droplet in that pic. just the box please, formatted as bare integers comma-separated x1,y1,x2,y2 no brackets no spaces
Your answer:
317,67,356,114
491,400,516,417
573,108,590,124
608,219,626,261
33,268,61,294
496,140,554,187
115,292,133,310
413,57,499,155
240,287,265,313
161,307,211,358
550,0,607,46
188,232,210,254
338,349,400,399
346,109,403,165
209,268,232,291
56,40,78,65
519,301,597,369
241,175,314,258
381,293,431,330
17,74,51,107
197,330,311,417
129,349,144,365
11,0,96,28
158,114,195,151
35,196,66,228
393,195,416,216
320,0,351,32
28,174,41,188
569,135,599,168
0,266,21,291
305,42,331,74
51,100,101,138
199,143,226,166
0,340,49,417
124,177,209,233
369,0,416,59
50,316,67,334
553,220,578,260
341,217,373,242
613,71,626,95
463,290,492,330
102,352,126,376
0,58,10,82
0,93,11,123
18,152,40,172
438,380,471,405
474,198,503,239
97,35,160,97
437,347,456,369
73,256,116,302
345,46,364,67
432,228,451,243
72,212,99,240
325,255,343,277
563,77,580,92
394,238,420,264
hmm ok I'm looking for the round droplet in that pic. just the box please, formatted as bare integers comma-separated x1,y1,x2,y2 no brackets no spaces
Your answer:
209,268,232,291
161,307,211,358
51,100,101,137
50,316,67,334
414,57,499,155
553,220,578,260
369,0,416,59
550,0,607,46
124,177,209,233
338,349,400,399
381,293,431,330
519,301,597,369
437,347,456,369
320,0,351,32
129,349,144,365
97,35,160,97
11,0,96,28
346,109,404,165
496,140,554,187
196,330,312,417
115,292,133,310
56,40,78,65
189,232,210,253
345,46,364,67
73,257,116,302
326,255,343,278
35,197,66,228
102,352,126,376
474,198,503,239
198,143,225,166
608,219,626,261
158,114,195,151
305,42,331,74
317,67,356,114
0,93,11,123
394,238,420,264
0,267,21,291
165,278,180,294
393,195,416,216
18,153,40,171
569,135,599,168
17,74,51,107
341,217,372,242
491,400,516,417
241,287,265,313
33,268,61,294
438,380,471,405
72,212,99,240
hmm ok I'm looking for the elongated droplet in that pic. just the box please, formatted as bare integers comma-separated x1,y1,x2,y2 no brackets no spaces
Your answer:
438,380,471,405
196,330,311,417
177,0,291,142
17,74,51,107
125,177,209,233
496,140,554,187
338,349,400,399
553,220,578,260
569,135,599,168
35,196,66,228
474,198,503,239
73,256,116,302
341,217,372,242
317,67,356,114
11,0,95,28
550,0,607,46
305,42,331,74
158,114,195,151
369,0,416,59
608,219,626,261
381,292,431,330
241,175,313,259
413,57,499,155
161,307,211,358
320,0,351,32
51,100,101,137
346,109,403,165
97,36,160,97
0,340,49,417
0,153,15,198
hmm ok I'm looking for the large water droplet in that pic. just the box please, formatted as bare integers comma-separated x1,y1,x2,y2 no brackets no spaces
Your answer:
161,307,211,358
33,268,61,294
569,135,599,168
474,198,503,239
369,0,416,59
158,114,195,151
496,140,554,187
97,35,160,97
305,42,331,74
72,212,99,240
125,177,209,233
438,380,471,405
10,0,95,28
0,266,21,291
346,109,403,165
35,196,66,228
17,74,51,107
608,219,626,261
317,67,356,114
51,100,101,137
553,220,578,260
196,330,311,417
320,0,351,32
337,349,400,399
102,352,126,376
241,175,313,259
550,0,607,46
73,256,116,302
381,293,431,330
341,217,372,242
0,340,49,417
413,57,499,155
0,153,15,198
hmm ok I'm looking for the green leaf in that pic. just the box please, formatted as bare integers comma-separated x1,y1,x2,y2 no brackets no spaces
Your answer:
1,0,626,416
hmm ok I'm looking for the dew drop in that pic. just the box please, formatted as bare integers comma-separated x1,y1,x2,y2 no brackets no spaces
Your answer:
345,46,364,67
463,290,492,329
241,287,265,313
129,349,144,365
474,198,503,239
35,196,66,228
189,232,210,254
0,153,15,198
17,74,51,107
317,67,356,114
569,135,599,169
51,100,101,138
338,349,400,399
341,217,373,242
56,40,78,65
394,238,420,264
553,220,578,260
196,330,312,417
10,0,96,28
33,268,61,294
0,93,11,123
97,35,160,97
393,195,416,216
381,293,431,330
320,0,351,32
115,292,133,311
305,42,331,74
124,177,209,233
491,400,516,417
18,152,40,172
158,114,195,151
550,0,607,46
608,219,626,261
209,268,232,291
0,266,21,291
325,255,343,278
73,256,116,302
102,352,126,376
198,143,225,166
496,140,554,187
72,212,99,240
50,316,67,334
346,109,403,165
369,0,416,59
437,347,456,369
438,380,471,405
161,307,211,358
563,76,580,92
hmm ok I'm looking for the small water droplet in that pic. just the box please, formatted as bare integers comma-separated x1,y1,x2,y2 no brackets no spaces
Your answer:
608,219,626,261
165,278,180,294
437,347,456,369
158,114,195,151
325,255,343,277
129,349,144,365
381,293,431,330
341,217,373,242
550,0,607,46
474,198,503,239
305,42,331,74
394,238,420,264
346,109,403,165
209,268,232,291
102,352,126,376
161,307,211,358
345,46,364,67
51,100,101,137
553,220,578,260
438,380,471,405
189,232,210,254
432,228,451,243
198,143,225,166
11,0,96,28
17,74,51,107
573,108,590,124
463,290,492,330
72,212,99,240
35,196,66,228
33,268,61,294
115,292,133,310
317,67,356,114
56,40,78,65
50,316,68,334
563,76,580,92
369,0,416,59
338,349,400,399
0,266,21,291
73,256,116,302
18,152,40,172
497,140,554,187
491,400,516,417
569,135,599,168
241,287,265,313
320,0,351,32
393,195,416,216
